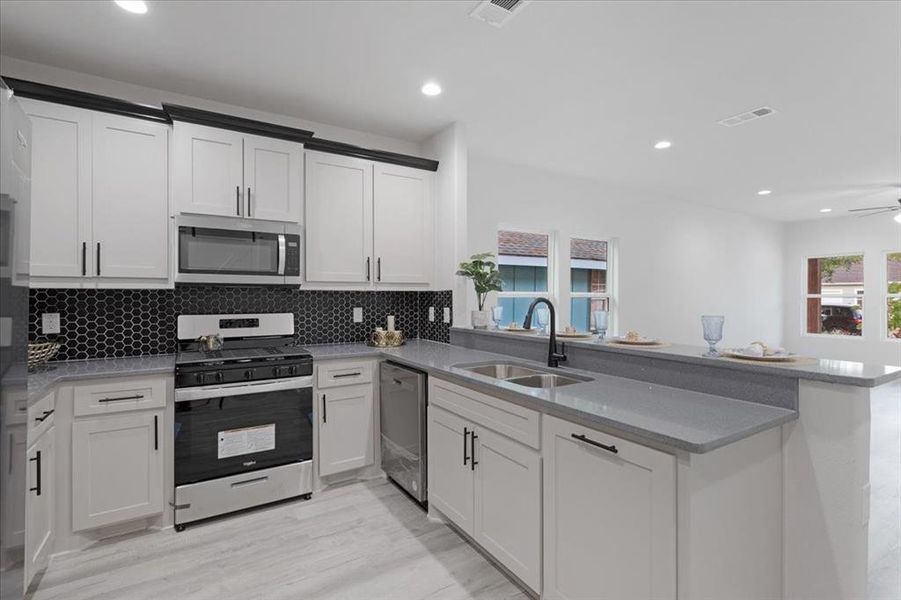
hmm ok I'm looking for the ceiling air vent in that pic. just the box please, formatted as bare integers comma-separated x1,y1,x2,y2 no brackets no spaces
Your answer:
718,106,777,127
469,0,531,28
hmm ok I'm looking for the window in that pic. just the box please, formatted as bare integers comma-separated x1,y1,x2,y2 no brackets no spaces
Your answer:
886,252,901,340
806,254,863,336
496,229,552,327
570,238,610,332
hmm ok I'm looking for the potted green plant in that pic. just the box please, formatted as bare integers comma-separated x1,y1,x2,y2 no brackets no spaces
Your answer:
456,252,504,329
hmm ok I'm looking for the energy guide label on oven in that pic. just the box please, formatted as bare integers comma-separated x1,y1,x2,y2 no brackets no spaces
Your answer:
218,424,276,459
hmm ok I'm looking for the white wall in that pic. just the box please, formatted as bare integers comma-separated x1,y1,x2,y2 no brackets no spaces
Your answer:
467,156,785,349
783,215,901,366
0,56,420,156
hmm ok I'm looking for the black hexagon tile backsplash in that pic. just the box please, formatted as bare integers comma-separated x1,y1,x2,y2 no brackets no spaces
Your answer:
30,287,452,361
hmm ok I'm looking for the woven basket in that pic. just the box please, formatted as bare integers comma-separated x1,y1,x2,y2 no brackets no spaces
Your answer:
28,341,60,368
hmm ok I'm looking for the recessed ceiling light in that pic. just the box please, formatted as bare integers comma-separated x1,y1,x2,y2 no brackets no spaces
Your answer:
819,208,832,213
757,189,772,196
653,140,672,150
421,82,442,97
894,213,901,224
115,0,148,14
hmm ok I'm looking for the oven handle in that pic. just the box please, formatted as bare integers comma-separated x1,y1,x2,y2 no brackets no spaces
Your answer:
175,376,313,402
277,234,286,276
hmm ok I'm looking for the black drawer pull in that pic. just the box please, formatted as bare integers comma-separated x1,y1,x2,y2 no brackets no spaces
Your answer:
98,394,145,403
471,432,478,470
463,427,470,465
236,186,241,215
96,242,101,276
29,451,41,496
571,433,619,454
333,372,361,379
322,394,327,423
82,242,87,276
153,415,159,451
366,257,371,281
34,409,54,423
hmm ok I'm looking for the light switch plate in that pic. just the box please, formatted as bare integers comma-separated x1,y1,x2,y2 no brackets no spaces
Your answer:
428,307,435,322
443,308,451,324
42,313,61,335
353,307,363,323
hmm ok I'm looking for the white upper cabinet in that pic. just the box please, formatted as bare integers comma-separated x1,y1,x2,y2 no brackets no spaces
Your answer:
244,134,302,222
174,123,302,222
92,113,169,279
22,99,169,285
305,150,435,287
174,123,243,218
373,163,433,284
305,151,373,283
23,100,92,279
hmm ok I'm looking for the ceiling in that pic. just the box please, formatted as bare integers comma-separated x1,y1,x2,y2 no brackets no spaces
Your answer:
1,0,899,222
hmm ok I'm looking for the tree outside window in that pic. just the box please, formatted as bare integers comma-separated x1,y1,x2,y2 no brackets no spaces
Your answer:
886,252,901,339
806,255,863,336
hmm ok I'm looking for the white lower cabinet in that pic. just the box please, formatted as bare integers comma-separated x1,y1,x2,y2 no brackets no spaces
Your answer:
428,401,541,592
318,383,375,477
25,425,55,588
71,411,164,531
542,415,676,600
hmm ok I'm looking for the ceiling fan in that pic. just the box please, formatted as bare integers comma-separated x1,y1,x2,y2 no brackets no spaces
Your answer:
848,197,901,220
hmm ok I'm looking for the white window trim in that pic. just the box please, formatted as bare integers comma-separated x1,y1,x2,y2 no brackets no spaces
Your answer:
884,250,901,342
801,252,865,340
569,237,614,333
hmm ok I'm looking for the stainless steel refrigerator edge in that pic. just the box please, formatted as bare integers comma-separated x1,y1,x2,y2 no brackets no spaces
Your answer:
0,77,32,600
379,362,428,503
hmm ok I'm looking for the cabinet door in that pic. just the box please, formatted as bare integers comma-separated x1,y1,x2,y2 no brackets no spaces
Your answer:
23,99,92,278
1,425,26,551
427,405,474,535
24,426,54,588
318,384,374,476
72,412,164,532
243,134,302,222
91,113,169,280
174,123,244,218
543,416,676,600
373,164,433,284
304,151,372,283
473,427,541,592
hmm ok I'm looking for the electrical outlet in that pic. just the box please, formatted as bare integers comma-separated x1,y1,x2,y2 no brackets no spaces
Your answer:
428,307,435,322
353,307,363,323
443,308,451,324
42,313,61,335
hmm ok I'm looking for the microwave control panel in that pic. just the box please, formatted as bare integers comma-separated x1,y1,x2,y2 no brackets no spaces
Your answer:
285,235,301,276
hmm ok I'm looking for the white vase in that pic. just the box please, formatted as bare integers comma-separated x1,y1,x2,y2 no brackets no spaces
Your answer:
471,310,490,329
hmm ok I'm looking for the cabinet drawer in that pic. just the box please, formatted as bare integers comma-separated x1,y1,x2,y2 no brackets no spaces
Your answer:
430,378,540,449
317,361,373,389
73,377,167,417
27,391,56,442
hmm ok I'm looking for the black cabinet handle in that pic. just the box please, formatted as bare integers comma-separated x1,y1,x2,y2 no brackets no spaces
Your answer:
333,372,361,379
82,242,87,276
29,451,41,496
322,394,327,423
377,257,381,282
571,433,619,454
247,187,252,217
96,242,101,276
34,409,54,423
366,257,371,281
153,414,159,451
236,186,241,216
463,427,470,465
471,431,478,470
98,394,144,403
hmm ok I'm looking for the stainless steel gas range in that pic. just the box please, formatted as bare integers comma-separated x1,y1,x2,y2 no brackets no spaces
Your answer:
172,313,313,530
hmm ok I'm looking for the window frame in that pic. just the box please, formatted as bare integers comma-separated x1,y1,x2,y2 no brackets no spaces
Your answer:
884,250,901,342
496,227,558,307
802,252,865,340
569,236,615,333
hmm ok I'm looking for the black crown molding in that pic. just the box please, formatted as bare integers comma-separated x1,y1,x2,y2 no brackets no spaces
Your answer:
163,103,315,143
2,76,171,124
305,138,439,172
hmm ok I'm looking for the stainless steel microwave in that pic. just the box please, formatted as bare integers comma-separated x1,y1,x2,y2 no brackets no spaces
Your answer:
176,215,301,286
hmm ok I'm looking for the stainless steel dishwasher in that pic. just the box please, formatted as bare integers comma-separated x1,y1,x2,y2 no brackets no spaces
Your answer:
380,362,428,503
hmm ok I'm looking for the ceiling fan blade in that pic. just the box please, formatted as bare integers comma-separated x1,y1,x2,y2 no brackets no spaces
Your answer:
855,208,899,217
848,206,898,212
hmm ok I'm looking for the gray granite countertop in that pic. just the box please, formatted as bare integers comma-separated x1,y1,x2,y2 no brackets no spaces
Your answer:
308,340,797,453
28,354,176,402
451,327,901,388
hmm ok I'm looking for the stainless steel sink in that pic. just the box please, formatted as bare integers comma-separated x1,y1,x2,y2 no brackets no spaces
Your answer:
454,362,592,389
504,374,588,389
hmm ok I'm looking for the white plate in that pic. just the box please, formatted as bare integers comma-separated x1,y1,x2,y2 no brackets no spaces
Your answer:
609,337,662,346
502,327,537,334
724,350,797,362
556,331,595,339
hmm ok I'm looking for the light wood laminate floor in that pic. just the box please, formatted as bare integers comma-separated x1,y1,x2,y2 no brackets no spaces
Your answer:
31,479,530,600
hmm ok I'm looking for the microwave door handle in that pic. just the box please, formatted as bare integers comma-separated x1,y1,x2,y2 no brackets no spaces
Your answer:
277,234,286,275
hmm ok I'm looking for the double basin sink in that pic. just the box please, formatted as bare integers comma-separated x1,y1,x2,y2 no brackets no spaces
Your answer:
454,362,593,389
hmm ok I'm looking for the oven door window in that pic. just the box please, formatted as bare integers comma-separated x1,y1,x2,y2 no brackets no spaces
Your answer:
178,226,280,275
174,387,313,486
